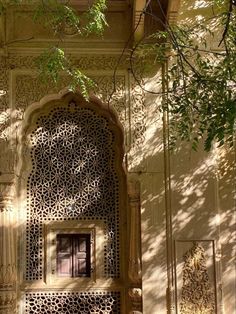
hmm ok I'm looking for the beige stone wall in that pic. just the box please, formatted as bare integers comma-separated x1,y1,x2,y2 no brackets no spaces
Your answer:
139,1,235,313
0,1,235,313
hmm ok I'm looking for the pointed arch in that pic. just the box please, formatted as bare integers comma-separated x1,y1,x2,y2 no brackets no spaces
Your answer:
15,90,127,312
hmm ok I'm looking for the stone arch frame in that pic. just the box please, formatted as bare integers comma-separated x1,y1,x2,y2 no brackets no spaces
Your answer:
15,89,128,312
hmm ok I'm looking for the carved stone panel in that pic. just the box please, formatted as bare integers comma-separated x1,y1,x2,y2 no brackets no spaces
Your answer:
175,240,217,314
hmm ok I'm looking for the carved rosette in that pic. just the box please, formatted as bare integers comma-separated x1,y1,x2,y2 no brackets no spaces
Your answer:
0,183,16,314
180,242,215,314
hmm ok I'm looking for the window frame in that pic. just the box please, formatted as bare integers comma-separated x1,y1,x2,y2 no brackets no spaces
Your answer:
45,220,105,286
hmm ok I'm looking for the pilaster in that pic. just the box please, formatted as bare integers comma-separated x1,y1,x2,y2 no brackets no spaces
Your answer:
128,180,142,313
0,180,16,314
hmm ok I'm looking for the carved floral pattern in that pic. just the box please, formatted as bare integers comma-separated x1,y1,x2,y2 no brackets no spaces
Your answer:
15,74,127,125
0,57,11,145
0,53,146,187
180,242,215,314
10,55,145,146
130,76,146,146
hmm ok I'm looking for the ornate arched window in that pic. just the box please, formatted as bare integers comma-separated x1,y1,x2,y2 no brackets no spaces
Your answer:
19,92,126,313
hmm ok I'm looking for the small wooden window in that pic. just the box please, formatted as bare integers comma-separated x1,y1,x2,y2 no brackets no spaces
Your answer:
57,234,91,277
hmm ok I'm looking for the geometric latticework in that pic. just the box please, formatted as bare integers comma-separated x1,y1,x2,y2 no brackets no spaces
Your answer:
180,242,215,314
26,102,120,280
25,291,121,313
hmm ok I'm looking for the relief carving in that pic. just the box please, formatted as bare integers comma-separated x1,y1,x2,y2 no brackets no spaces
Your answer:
0,57,10,151
94,75,127,125
8,55,127,71
15,74,127,126
0,57,8,113
0,142,15,174
0,290,16,314
0,183,14,212
130,76,146,147
180,242,215,314
10,55,146,146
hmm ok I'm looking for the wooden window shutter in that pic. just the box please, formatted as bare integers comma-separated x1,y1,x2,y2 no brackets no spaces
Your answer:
57,234,73,277
74,234,91,277
56,234,91,277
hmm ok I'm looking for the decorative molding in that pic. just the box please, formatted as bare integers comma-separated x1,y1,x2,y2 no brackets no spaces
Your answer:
14,73,127,124
0,57,8,113
8,55,128,71
0,183,14,212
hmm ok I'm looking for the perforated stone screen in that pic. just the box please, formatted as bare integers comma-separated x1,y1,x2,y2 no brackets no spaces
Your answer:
25,291,121,313
26,103,120,280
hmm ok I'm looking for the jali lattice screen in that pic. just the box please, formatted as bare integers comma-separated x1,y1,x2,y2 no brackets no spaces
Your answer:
26,103,120,280
25,291,121,313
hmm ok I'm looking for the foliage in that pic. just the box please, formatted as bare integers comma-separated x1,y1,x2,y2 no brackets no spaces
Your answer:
0,0,107,99
84,0,108,35
33,1,81,36
33,0,108,36
0,0,235,150
133,0,236,151
36,47,95,99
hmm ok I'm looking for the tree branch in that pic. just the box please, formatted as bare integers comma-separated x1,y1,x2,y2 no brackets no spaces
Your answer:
218,0,233,47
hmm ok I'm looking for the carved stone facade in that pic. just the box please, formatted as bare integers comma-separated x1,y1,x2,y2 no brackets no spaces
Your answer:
0,1,235,313
0,51,146,313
